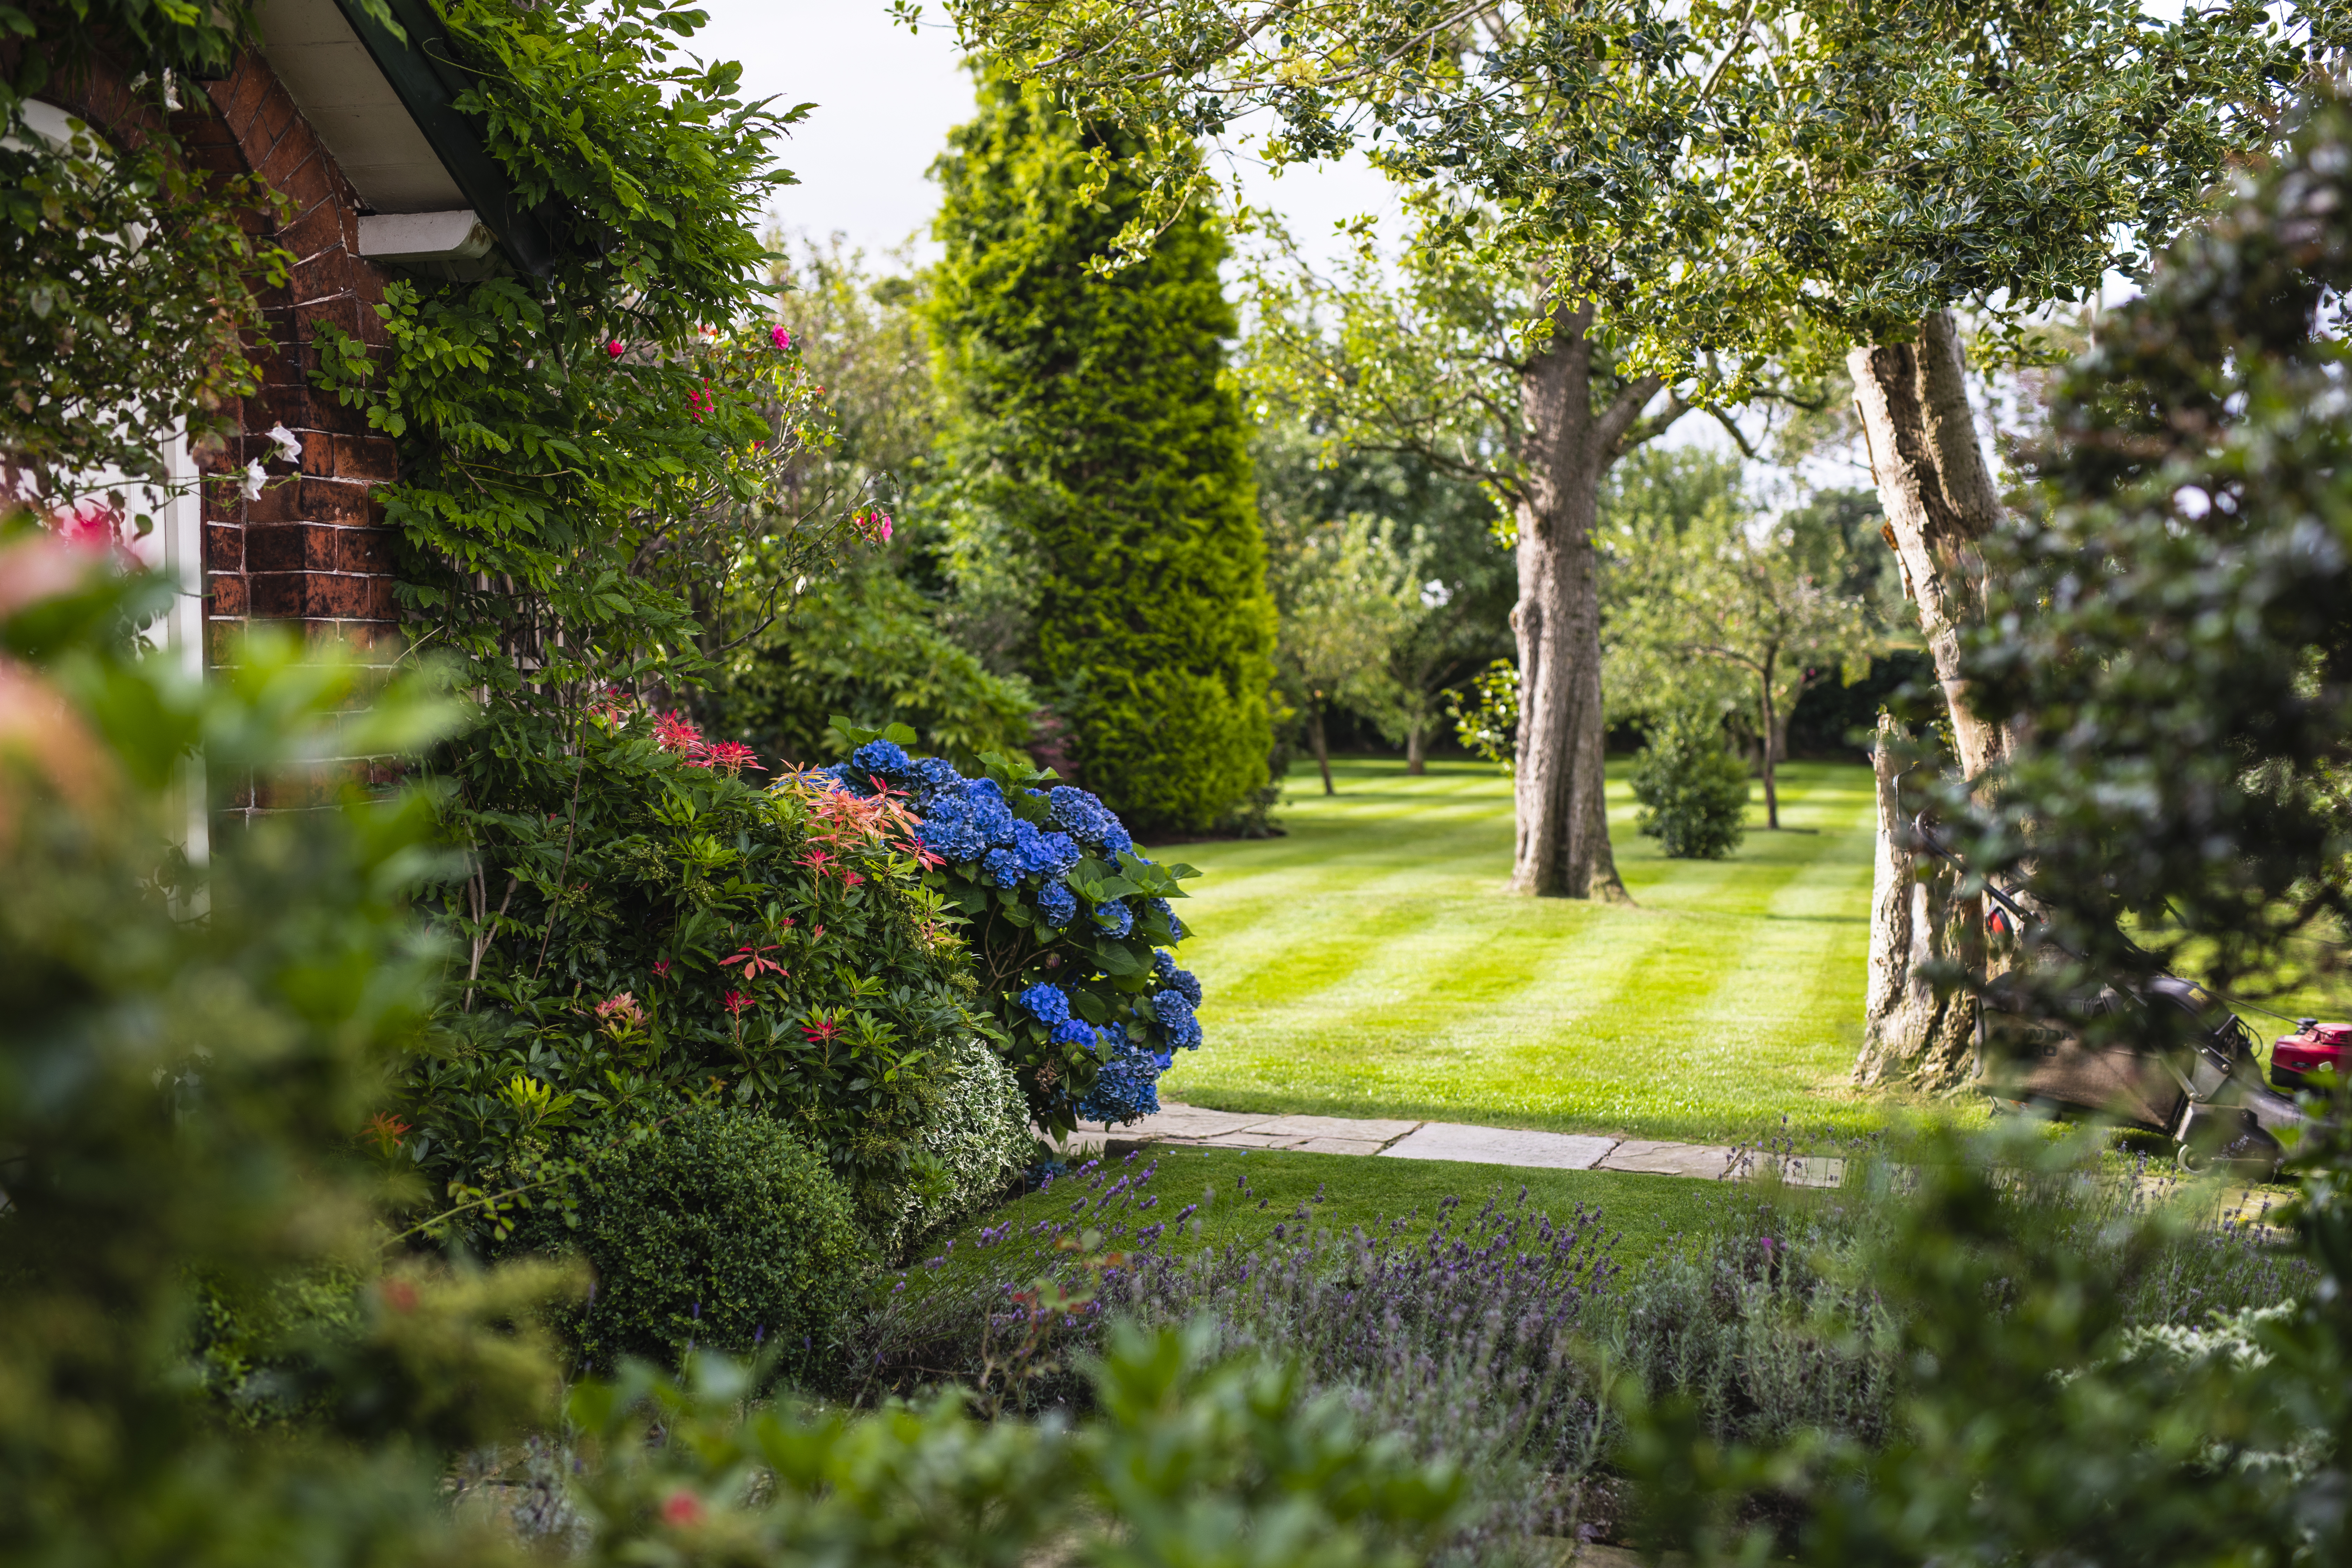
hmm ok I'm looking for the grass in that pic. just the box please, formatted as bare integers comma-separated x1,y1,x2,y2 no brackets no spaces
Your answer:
1150,755,1890,1147
909,1146,1759,1290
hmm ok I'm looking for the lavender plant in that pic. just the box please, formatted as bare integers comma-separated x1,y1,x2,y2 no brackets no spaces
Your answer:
820,722,1204,1132
845,1141,2312,1554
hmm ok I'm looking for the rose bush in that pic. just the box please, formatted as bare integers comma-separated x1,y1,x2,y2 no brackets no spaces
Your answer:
821,722,1205,1131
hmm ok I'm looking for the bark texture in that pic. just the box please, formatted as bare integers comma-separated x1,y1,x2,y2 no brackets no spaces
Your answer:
1855,714,1981,1089
1847,311,2010,779
1510,302,1656,900
1848,311,2008,1084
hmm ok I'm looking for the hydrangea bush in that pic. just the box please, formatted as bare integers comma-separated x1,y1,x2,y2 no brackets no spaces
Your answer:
408,698,985,1240
822,722,1205,1130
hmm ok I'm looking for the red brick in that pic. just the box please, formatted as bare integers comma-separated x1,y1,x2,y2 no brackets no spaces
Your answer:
202,481,247,526
209,62,271,146
298,620,396,661
203,618,242,674
300,294,367,346
293,246,353,305
334,525,397,574
255,305,297,358
297,478,377,527
244,474,300,524
244,523,315,574
248,571,304,618
305,394,372,440
280,199,343,267
175,111,238,154
336,436,399,484
302,572,375,619
205,523,244,572
276,150,335,214
207,573,250,618
254,384,309,433
251,86,300,169
363,574,403,620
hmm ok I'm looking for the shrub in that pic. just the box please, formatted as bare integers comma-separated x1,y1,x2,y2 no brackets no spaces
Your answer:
524,1102,864,1377
820,726,1205,1131
709,569,1037,769
1630,710,1750,859
561,1324,1466,1567
0,538,568,1564
929,72,1279,836
407,696,986,1240
851,1137,2310,1549
869,1036,1039,1261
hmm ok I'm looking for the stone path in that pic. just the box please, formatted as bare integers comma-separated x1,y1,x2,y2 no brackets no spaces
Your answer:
1086,1101,1848,1188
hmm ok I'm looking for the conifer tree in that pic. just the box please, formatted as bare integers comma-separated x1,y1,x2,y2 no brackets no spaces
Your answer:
929,74,1276,835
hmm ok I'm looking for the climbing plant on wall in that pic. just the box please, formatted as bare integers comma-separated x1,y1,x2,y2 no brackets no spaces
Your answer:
1,1,289,520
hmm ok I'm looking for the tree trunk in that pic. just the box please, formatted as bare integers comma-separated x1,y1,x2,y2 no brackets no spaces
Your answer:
1848,312,2009,1087
1757,651,1779,830
1405,719,1426,776
1847,310,2010,780
1855,713,1981,1090
1509,301,1658,901
1308,705,1335,796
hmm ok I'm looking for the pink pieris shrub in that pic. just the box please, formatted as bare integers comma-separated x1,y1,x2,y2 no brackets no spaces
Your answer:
407,696,991,1244
818,721,1204,1130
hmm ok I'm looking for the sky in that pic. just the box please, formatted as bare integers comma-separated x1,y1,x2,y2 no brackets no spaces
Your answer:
693,0,1399,273
685,1,1918,484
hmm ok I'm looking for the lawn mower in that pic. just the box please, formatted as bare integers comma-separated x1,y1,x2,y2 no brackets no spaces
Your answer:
1910,817,2319,1178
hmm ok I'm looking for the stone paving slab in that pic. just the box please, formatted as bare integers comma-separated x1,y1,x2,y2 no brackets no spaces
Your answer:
1251,1113,1423,1143
1094,1102,1850,1192
1125,1105,1266,1139
1597,1138,1735,1179
1292,1136,1394,1156
1380,1121,1620,1170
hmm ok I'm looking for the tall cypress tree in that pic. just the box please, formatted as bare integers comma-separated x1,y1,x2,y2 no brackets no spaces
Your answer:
929,74,1276,835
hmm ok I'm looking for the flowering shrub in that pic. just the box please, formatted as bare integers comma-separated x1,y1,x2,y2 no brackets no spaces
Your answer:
406,698,987,1239
820,723,1204,1130
868,1037,1038,1261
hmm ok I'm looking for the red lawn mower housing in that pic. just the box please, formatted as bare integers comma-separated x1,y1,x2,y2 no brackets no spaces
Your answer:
2272,1020,2352,1091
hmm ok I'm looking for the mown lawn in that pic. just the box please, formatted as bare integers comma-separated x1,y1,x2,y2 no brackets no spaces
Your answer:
912,1145,1764,1287
1150,755,1888,1147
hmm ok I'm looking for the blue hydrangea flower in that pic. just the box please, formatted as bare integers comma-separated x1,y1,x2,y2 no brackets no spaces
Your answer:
1035,880,1078,927
913,793,992,861
1076,1037,1161,1125
1045,786,1135,858
1090,898,1134,939
905,756,963,807
1151,990,1203,1051
1006,818,1080,876
1152,950,1203,1007
914,778,1017,862
982,847,1026,888
1017,982,1071,1028
848,738,911,779
1050,1015,1099,1051
1143,896,1185,941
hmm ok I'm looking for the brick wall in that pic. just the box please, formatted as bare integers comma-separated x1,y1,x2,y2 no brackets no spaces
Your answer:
37,50,413,815
181,55,405,676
